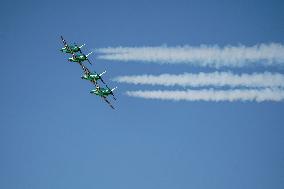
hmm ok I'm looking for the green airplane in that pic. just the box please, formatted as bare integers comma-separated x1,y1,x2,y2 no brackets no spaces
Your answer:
81,71,106,84
90,85,117,109
69,52,93,65
91,85,117,99
60,36,85,54
80,64,106,85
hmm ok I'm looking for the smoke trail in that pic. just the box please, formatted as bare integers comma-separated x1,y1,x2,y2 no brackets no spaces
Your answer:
126,88,284,102
114,72,284,88
96,43,284,68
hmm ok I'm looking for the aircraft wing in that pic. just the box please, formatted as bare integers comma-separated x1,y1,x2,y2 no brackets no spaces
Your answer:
100,77,106,84
85,52,93,65
87,59,92,65
80,63,91,75
60,35,73,52
102,96,115,110
60,36,68,46
106,85,117,100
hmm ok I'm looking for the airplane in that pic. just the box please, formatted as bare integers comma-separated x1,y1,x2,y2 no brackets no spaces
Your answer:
69,52,93,65
90,85,117,109
80,65,106,85
60,36,85,54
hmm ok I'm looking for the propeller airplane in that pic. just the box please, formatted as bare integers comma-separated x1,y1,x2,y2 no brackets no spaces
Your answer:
90,85,117,109
80,65,106,85
60,36,85,54
69,52,93,65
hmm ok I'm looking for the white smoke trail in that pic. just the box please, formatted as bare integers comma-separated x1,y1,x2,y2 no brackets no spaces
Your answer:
96,43,284,67
114,72,284,88
126,88,284,102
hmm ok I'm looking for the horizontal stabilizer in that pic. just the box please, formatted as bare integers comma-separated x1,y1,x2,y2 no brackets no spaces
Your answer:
111,87,117,92
86,51,93,57
99,70,107,76
79,44,86,49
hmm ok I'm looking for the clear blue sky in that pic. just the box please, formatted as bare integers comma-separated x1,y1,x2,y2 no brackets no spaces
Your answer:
0,0,284,188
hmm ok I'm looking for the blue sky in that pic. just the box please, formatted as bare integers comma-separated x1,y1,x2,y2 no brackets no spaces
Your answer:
0,0,284,188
